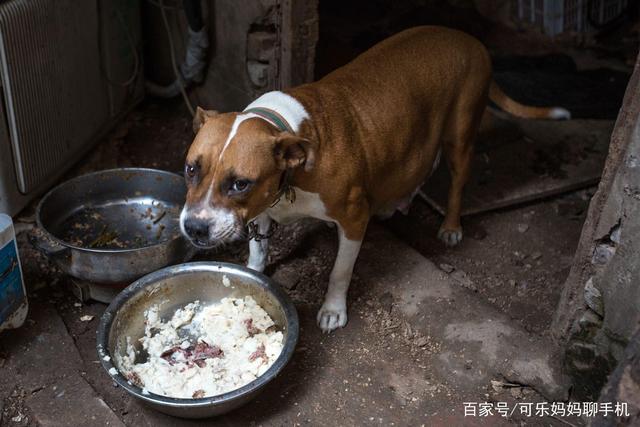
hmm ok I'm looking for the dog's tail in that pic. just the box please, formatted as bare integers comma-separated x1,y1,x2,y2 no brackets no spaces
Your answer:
489,81,571,120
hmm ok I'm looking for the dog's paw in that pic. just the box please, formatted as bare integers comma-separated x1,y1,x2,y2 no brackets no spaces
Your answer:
317,301,348,333
438,227,463,247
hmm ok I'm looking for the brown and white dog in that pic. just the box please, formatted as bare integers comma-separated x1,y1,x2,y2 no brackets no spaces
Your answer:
180,26,569,332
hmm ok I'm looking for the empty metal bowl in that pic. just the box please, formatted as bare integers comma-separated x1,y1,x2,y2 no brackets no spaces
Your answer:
97,262,299,419
32,168,195,286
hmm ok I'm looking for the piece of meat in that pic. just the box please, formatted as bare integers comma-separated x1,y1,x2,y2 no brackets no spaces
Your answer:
192,389,205,398
193,342,224,359
249,343,268,363
243,318,261,337
126,371,144,387
160,346,182,359
160,346,188,365
162,342,224,368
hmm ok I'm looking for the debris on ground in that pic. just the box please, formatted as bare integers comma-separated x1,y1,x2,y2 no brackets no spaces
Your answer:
490,379,526,391
438,263,455,273
451,269,477,292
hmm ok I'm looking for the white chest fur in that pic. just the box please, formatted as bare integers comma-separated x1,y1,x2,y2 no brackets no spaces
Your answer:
266,187,332,224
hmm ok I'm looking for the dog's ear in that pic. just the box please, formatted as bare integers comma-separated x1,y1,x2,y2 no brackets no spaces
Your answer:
273,132,317,172
193,107,219,133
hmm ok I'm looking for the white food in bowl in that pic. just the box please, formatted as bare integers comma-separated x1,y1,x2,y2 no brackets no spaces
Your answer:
116,295,284,399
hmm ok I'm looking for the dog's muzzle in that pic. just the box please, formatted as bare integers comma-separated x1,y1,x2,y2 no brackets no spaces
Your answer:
180,205,243,248
182,217,213,247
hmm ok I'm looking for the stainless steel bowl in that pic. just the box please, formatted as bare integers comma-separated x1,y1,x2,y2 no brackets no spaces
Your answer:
97,262,299,419
31,168,195,285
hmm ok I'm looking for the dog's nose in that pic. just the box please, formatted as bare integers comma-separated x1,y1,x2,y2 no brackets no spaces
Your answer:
184,218,209,241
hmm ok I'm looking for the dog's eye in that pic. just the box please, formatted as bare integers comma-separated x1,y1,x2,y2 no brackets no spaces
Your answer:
185,163,197,179
229,179,251,195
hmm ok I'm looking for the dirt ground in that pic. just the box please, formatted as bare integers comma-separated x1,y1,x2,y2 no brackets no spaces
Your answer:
387,187,593,334
1,220,578,427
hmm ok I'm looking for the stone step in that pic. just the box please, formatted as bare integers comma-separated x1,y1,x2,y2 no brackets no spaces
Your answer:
357,223,569,401
0,303,124,427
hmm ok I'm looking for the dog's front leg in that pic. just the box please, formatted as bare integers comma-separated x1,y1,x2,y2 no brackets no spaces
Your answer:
317,223,366,332
246,214,272,272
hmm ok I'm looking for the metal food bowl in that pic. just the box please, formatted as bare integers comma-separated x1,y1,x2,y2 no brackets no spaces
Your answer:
32,168,195,286
97,262,299,419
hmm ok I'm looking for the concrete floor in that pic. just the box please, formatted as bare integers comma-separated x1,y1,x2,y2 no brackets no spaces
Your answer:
0,100,609,426
1,224,578,426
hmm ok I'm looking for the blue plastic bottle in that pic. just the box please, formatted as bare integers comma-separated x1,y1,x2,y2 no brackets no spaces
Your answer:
0,213,28,332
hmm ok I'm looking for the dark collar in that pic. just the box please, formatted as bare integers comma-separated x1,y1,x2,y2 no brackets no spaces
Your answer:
244,107,294,134
244,106,297,242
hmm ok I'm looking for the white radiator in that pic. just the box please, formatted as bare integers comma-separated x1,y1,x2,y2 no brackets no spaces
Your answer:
0,0,142,215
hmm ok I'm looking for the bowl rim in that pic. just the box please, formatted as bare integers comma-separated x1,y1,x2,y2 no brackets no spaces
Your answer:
96,261,299,408
36,167,186,254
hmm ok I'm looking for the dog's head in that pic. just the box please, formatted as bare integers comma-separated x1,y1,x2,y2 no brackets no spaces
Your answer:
180,107,316,248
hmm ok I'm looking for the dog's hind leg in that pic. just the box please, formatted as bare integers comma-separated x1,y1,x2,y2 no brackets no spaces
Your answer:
438,141,472,246
438,102,483,247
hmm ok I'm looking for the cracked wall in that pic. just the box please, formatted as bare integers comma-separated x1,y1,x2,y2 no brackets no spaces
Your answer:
553,55,640,402
194,0,318,112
